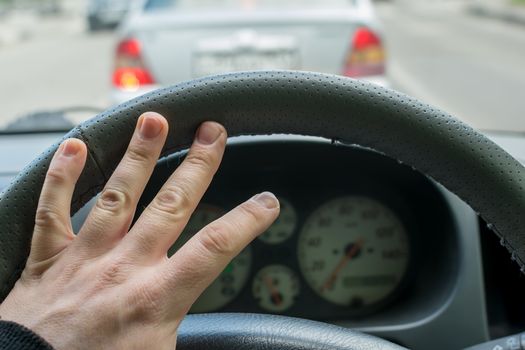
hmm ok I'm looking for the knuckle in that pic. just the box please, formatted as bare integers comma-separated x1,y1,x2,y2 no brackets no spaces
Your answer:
45,167,68,185
96,187,131,214
126,144,152,165
151,185,192,220
185,148,215,171
239,200,265,222
35,204,62,229
198,224,236,256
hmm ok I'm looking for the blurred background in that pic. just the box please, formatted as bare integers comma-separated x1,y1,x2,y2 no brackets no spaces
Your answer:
0,0,523,132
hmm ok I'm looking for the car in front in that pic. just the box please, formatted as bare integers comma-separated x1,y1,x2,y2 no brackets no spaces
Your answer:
111,0,387,104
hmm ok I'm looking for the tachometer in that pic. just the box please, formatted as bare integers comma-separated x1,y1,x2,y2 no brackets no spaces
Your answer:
298,196,409,307
168,204,252,313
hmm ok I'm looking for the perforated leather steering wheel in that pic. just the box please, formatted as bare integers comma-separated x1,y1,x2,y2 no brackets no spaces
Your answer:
1,71,524,349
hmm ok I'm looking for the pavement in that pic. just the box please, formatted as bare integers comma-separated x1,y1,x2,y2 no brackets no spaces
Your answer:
0,13,85,48
468,0,525,26
0,1,87,47
0,15,114,128
0,12,37,47
375,0,525,132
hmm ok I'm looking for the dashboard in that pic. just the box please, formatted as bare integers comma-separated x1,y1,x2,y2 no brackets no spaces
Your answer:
2,132,525,349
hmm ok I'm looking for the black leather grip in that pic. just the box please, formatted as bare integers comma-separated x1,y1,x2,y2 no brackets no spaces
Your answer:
178,313,406,350
0,70,524,302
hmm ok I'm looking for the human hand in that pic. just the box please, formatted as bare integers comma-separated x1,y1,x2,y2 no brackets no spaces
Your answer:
0,113,280,349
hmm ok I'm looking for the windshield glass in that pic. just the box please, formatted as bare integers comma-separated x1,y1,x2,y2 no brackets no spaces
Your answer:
0,0,523,133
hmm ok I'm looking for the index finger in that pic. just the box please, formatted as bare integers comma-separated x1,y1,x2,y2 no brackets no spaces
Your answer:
160,192,280,313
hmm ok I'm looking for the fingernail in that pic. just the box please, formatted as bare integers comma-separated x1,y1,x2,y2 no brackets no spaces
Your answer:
61,139,80,157
196,123,222,145
139,114,163,139
252,192,279,209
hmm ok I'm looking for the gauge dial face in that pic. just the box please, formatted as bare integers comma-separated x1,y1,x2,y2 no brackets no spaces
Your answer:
258,198,297,244
252,265,300,312
168,204,252,313
298,196,409,307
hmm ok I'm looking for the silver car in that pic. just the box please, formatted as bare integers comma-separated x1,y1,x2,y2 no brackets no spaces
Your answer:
112,0,387,104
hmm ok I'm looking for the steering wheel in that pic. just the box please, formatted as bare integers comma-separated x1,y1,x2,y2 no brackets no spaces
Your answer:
0,71,524,350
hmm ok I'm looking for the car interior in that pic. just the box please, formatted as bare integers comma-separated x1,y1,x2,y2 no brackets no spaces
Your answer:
1,1,524,350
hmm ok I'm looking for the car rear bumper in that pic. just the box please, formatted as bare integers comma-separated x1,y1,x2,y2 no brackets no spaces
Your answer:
110,75,389,105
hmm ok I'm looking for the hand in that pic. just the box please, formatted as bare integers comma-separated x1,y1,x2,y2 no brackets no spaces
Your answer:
0,113,280,349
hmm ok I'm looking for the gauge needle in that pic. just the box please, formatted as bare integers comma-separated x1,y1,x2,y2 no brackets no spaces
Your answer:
263,275,282,306
320,238,364,293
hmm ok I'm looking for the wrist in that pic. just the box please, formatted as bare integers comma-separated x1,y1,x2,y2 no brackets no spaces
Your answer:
0,320,54,350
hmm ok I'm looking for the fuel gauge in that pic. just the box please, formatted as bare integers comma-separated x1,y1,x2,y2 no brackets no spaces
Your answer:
252,265,300,312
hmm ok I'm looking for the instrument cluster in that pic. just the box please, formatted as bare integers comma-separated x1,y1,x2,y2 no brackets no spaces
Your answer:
135,140,458,322
169,195,411,316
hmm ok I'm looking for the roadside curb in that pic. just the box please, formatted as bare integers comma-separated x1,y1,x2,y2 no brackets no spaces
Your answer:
468,2,525,26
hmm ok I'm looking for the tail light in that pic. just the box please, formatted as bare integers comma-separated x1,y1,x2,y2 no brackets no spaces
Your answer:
113,38,155,91
342,27,385,77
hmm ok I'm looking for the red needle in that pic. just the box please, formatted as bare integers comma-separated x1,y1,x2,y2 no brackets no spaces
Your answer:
320,238,364,293
263,275,282,306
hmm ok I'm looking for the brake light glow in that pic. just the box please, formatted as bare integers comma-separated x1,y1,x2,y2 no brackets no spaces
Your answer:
343,27,385,78
113,38,155,91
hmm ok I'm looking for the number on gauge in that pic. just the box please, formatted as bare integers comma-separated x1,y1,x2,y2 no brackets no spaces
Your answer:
252,265,300,312
168,204,252,313
259,197,297,244
298,196,409,307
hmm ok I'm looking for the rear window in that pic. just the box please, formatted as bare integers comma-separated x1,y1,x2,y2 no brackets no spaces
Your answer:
145,0,356,11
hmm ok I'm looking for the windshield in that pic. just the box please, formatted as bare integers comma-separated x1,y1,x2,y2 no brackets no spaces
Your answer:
0,0,523,133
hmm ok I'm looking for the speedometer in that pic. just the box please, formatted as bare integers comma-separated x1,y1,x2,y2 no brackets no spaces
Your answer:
298,196,409,307
169,204,252,313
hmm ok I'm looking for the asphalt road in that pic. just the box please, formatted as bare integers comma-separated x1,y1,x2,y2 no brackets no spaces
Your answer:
0,2,523,132
0,18,114,129
376,0,525,132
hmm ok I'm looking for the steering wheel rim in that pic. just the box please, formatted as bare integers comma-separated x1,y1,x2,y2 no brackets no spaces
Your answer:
177,313,406,350
0,70,524,348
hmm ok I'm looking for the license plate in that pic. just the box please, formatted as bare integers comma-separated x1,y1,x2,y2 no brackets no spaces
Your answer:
193,51,299,77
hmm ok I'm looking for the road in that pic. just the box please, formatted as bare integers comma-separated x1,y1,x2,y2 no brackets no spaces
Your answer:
0,15,114,128
376,0,525,132
0,1,523,132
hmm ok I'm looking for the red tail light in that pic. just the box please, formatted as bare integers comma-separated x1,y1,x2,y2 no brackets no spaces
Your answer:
343,27,386,78
113,38,155,91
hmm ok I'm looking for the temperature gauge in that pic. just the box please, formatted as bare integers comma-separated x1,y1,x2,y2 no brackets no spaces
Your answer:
252,265,300,312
